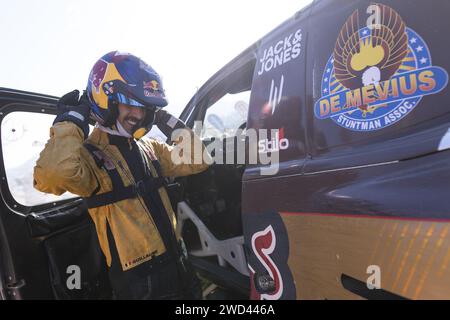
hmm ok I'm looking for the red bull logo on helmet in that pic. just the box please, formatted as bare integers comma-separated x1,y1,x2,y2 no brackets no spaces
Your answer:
143,80,159,91
89,60,126,110
90,59,108,94
143,80,163,98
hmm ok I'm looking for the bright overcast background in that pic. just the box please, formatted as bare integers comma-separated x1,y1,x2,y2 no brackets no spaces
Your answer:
0,0,312,116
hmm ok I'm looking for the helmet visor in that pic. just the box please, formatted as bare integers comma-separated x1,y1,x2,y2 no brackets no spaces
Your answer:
116,92,145,107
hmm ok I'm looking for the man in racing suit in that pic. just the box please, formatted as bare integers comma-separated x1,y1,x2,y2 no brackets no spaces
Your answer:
33,51,211,299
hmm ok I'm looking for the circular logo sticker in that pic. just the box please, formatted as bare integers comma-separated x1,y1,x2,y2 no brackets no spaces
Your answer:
314,4,448,132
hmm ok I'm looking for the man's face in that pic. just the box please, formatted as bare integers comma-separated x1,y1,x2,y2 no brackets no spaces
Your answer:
117,103,146,134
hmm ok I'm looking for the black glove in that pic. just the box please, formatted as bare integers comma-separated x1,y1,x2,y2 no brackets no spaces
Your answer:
54,90,91,139
154,109,186,139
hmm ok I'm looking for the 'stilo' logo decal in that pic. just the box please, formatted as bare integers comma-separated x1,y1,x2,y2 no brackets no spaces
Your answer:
314,3,448,131
249,225,283,300
258,127,289,154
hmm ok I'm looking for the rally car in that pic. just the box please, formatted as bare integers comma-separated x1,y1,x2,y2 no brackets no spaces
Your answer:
0,0,449,299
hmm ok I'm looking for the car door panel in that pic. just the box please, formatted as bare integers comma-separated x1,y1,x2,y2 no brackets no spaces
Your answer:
0,88,109,299
295,0,450,299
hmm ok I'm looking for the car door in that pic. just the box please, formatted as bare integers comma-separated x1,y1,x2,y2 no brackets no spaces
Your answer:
240,5,311,300
0,88,110,299
299,0,450,299
177,45,257,298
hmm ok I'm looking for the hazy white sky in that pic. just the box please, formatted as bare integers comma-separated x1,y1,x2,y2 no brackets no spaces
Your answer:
0,0,312,115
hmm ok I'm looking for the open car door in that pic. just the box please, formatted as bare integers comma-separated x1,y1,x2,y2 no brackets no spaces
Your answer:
174,46,259,299
0,88,110,299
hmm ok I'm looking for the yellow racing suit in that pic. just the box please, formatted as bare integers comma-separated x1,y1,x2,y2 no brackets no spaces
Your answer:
34,121,209,271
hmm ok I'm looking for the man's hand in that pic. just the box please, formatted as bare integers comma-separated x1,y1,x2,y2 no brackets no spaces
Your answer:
54,90,91,139
154,109,186,139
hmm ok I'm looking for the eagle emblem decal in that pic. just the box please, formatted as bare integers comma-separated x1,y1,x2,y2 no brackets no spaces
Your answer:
314,3,448,131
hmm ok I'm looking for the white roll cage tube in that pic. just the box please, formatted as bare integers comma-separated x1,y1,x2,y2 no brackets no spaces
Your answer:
176,201,249,276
